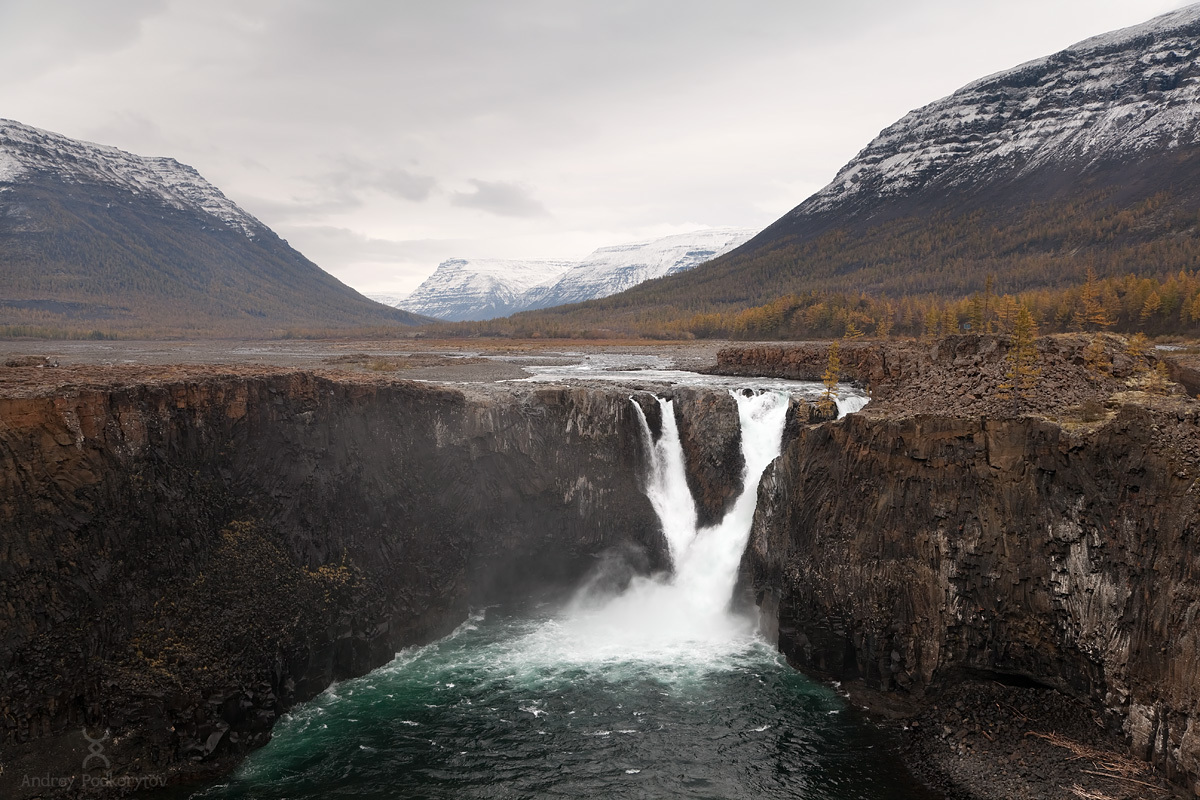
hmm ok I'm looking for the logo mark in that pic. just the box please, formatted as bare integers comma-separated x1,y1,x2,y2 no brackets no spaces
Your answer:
81,728,110,770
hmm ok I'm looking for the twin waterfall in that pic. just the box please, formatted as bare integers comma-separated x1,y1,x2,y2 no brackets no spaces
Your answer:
558,391,790,661
198,386,916,800
634,392,790,616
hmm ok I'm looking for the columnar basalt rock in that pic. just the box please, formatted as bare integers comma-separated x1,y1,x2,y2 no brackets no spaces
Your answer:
669,387,744,528
0,370,665,792
746,403,1200,792
715,334,1175,417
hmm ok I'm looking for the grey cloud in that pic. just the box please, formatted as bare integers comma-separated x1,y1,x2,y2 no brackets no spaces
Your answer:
211,1,920,145
0,0,167,81
82,111,184,157
317,157,437,203
451,179,548,218
240,193,364,224
280,225,469,263
373,168,436,202
241,160,437,224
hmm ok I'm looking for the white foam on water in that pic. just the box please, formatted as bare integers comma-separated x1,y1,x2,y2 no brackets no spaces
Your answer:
341,386,863,692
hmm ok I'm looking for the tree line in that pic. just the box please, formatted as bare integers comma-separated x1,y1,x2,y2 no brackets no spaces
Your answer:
430,267,1200,341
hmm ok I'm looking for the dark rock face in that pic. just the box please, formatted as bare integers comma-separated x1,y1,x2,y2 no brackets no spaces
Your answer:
670,387,744,527
0,374,663,791
1169,353,1200,397
746,405,1200,792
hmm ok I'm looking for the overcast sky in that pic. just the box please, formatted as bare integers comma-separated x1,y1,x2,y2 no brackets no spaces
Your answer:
1,0,1191,295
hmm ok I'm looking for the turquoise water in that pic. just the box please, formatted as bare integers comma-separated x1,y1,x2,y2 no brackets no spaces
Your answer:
180,390,924,799
184,606,934,800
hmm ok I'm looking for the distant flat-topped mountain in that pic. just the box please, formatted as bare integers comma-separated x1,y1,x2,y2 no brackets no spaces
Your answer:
522,228,756,311
527,5,1200,330
396,258,577,322
394,228,753,322
0,119,427,336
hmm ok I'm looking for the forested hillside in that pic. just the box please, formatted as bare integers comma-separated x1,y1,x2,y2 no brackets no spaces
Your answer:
436,8,1200,341
438,171,1200,339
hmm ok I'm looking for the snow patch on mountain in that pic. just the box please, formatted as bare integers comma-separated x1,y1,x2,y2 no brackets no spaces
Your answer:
365,292,412,308
397,258,576,321
524,228,754,310
0,119,264,237
392,228,754,321
0,149,21,183
800,3,1200,217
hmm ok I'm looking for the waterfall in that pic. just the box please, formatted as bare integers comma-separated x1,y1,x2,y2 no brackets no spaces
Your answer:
218,385,914,798
629,398,698,564
835,394,870,418
669,392,790,615
559,391,788,654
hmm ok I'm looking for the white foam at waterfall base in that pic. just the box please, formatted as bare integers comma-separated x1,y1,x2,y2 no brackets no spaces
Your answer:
510,391,790,673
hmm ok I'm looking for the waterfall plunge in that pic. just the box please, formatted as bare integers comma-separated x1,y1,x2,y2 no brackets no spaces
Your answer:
668,392,791,617
557,391,789,659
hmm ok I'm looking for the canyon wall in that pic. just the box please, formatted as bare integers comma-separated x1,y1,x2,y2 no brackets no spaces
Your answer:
7,346,1200,795
747,403,1200,793
0,371,662,790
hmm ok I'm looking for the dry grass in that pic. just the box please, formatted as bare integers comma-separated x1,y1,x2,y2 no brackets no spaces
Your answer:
1028,732,1171,799
1069,785,1117,800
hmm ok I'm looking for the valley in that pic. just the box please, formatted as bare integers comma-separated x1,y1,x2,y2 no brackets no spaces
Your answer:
2,336,1197,798
5,4,1200,799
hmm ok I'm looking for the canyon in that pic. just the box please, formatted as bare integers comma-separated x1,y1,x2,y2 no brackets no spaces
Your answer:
0,367,676,793
1,337,1198,798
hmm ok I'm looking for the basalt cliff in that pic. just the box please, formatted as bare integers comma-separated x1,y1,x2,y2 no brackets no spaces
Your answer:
0,367,675,794
737,335,1200,796
2,338,1199,798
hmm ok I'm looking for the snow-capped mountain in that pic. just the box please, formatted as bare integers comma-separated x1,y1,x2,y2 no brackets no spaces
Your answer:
0,119,263,238
395,229,753,321
523,5,1200,326
793,4,1200,221
522,228,754,310
398,259,576,321
0,119,425,333
364,291,412,307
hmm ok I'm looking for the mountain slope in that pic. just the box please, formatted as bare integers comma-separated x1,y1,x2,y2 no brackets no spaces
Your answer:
398,258,575,321
519,5,1200,331
0,119,427,336
396,228,753,322
522,228,754,311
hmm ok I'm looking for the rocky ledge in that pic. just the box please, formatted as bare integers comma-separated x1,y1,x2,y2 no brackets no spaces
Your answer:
6,338,1200,799
0,366,676,796
730,334,1200,798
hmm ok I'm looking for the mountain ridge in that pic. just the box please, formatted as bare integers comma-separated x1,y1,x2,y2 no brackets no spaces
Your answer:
395,228,754,322
0,119,428,336
396,257,576,321
0,119,264,238
793,3,1200,224
501,4,1200,336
